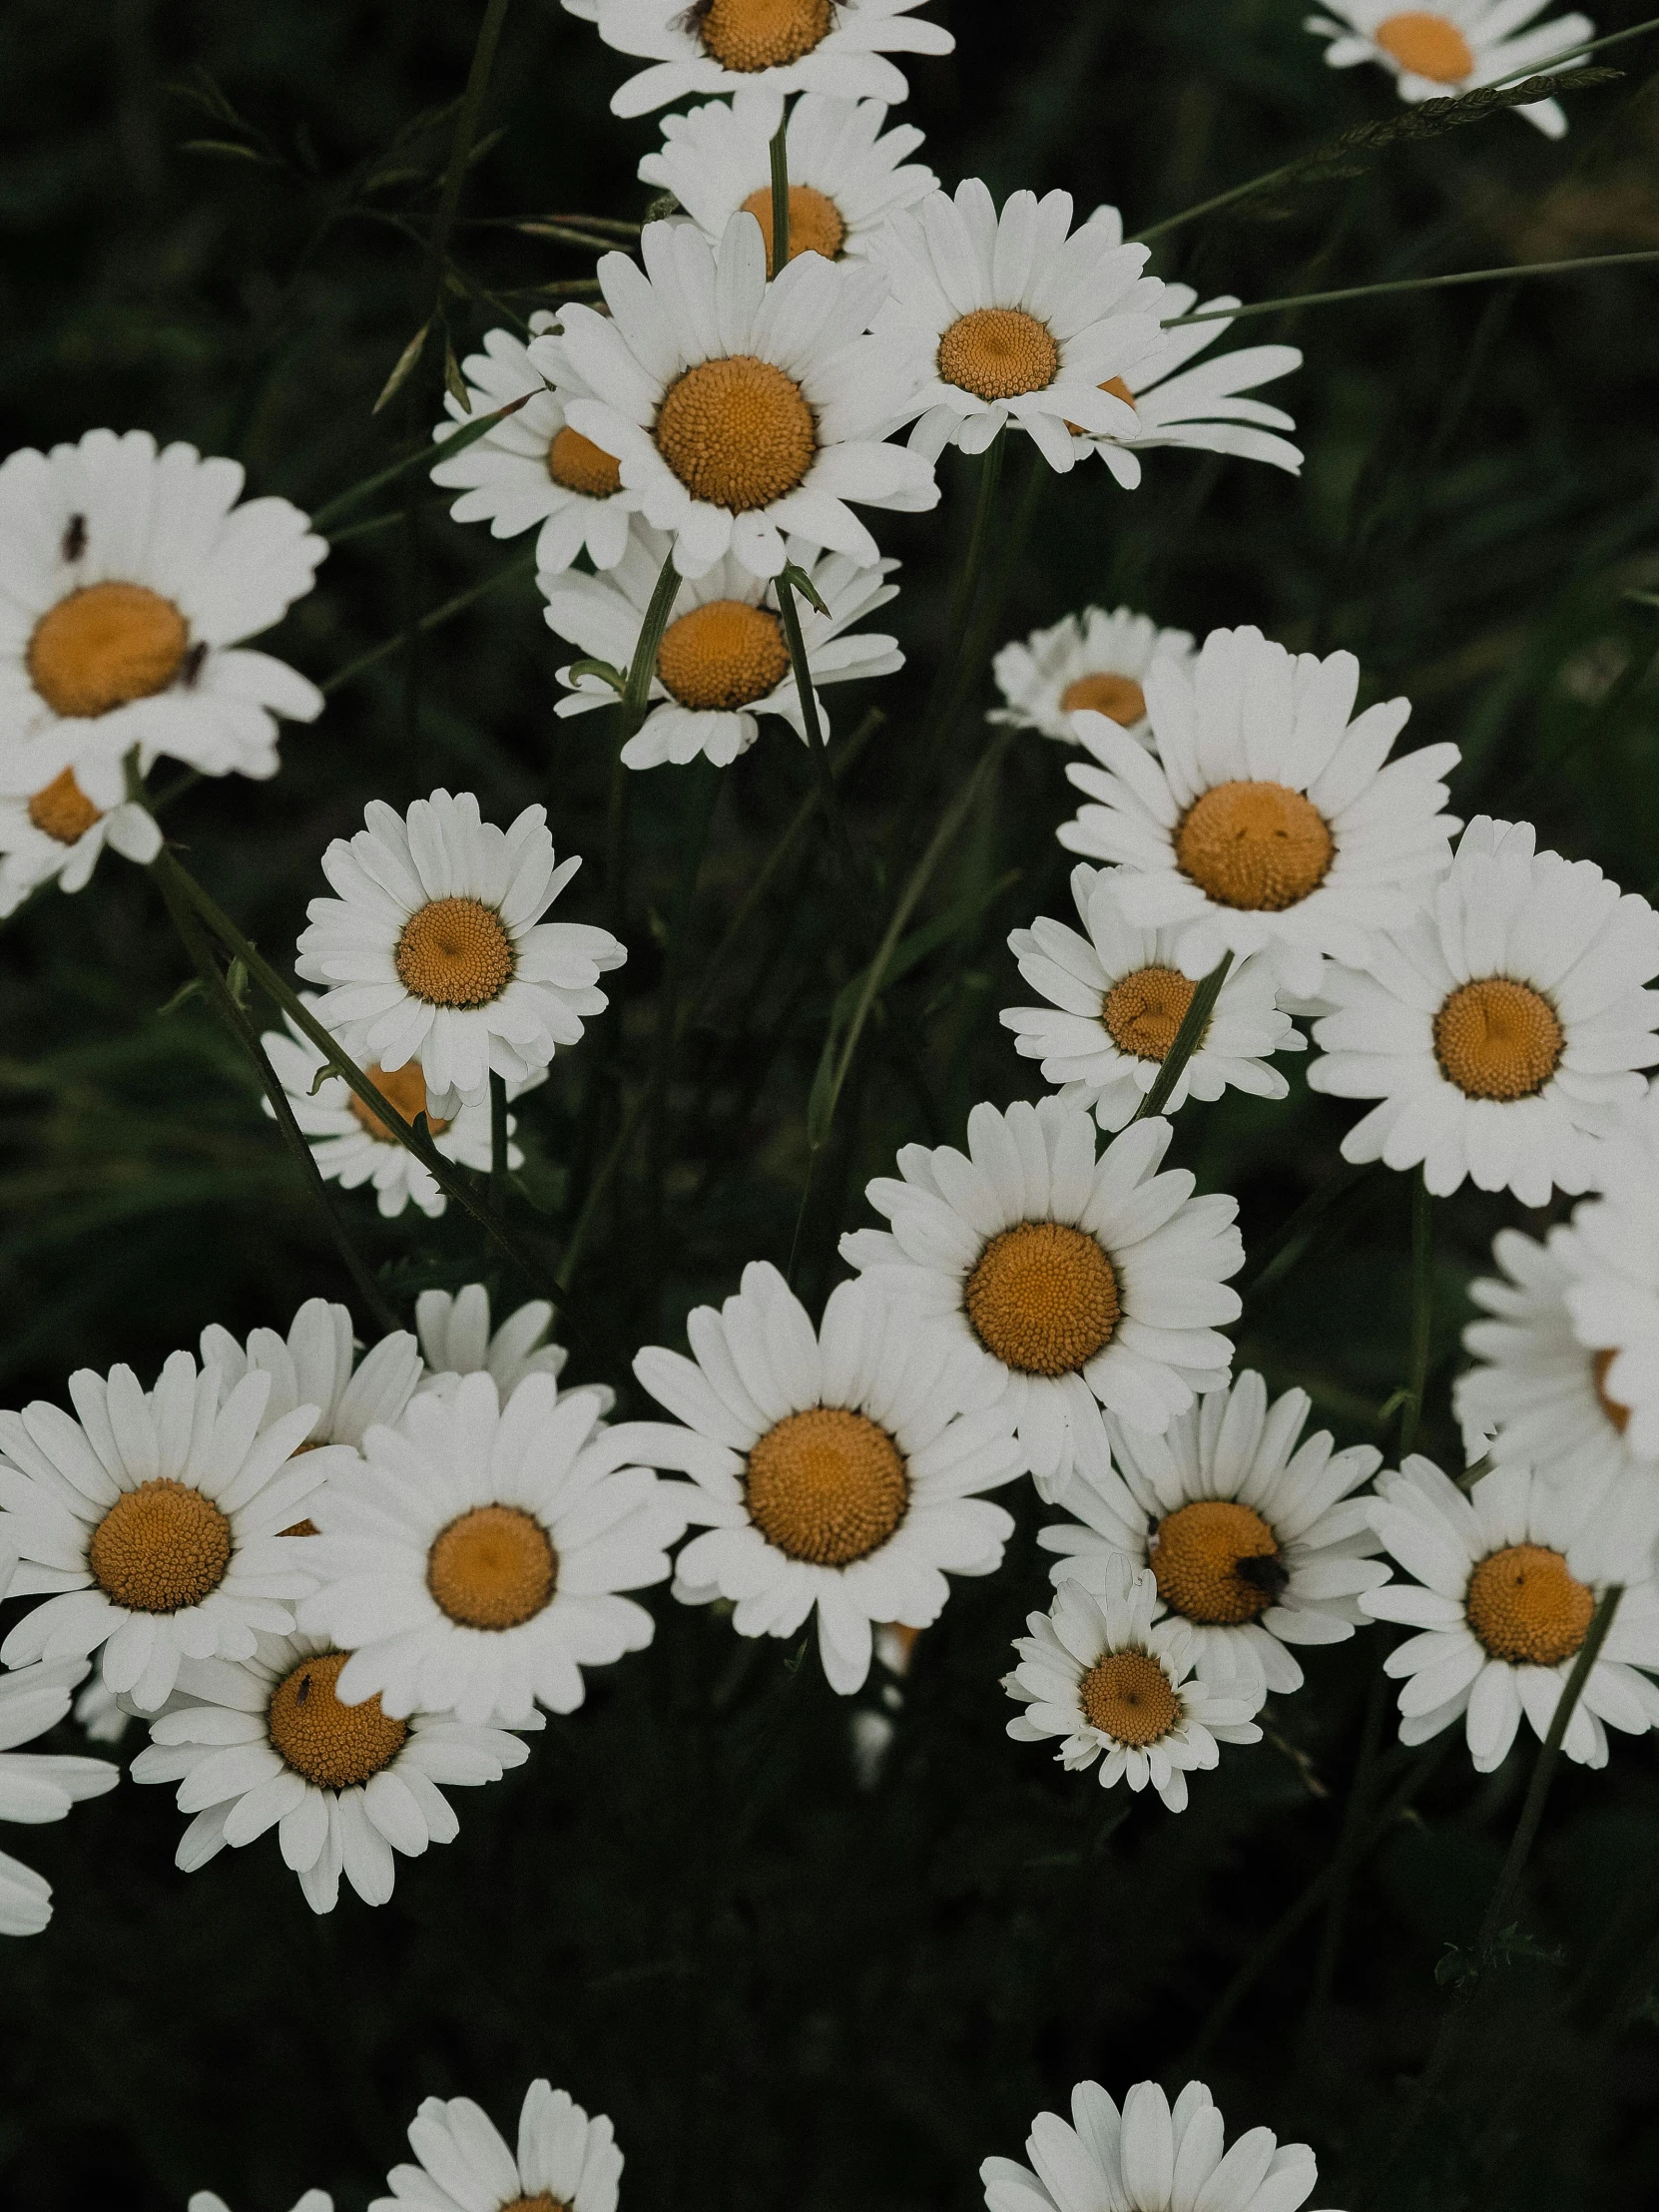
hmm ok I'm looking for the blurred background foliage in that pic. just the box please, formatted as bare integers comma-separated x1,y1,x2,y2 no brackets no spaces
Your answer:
3,1,1659,2205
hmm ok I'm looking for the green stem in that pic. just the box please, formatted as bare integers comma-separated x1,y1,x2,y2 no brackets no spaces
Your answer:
1296,1665,1389,2073
1133,953,1232,1122
768,108,791,272
322,547,536,695
1164,249,1659,329
776,570,861,893
489,1069,508,1216
422,0,514,310
310,392,533,533
1242,1160,1374,1304
1399,1168,1433,1457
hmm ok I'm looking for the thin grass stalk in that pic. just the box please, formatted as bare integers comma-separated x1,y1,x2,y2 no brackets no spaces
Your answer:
1398,1168,1433,1456
310,392,532,531
1163,248,1659,328
644,762,724,1279
1132,953,1233,1121
769,108,790,270
776,570,862,892
489,1069,508,1215
605,546,683,928
421,0,515,316
322,547,537,695
1296,1663,1390,2075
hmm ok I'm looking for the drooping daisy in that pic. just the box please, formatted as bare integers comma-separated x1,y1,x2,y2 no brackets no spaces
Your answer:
0,745,161,917
190,2192,330,2212
1554,1099,1659,1458
1037,1370,1388,1701
1307,817,1659,1205
372,2080,622,2212
413,1283,595,1407
981,2074,1326,2212
1004,1560,1263,1812
871,181,1166,470
629,1263,1021,1694
0,427,323,787
1361,1457,1659,1770
586,0,953,118
550,212,936,581
297,1372,689,1726
0,1353,325,1713
132,1630,540,1913
430,313,639,576
1057,624,1460,999
199,1297,423,1457
545,522,900,769
638,87,936,274
1002,861,1306,1131
989,605,1196,748
1306,0,1593,138
0,1654,118,1937
840,1101,1244,1495
293,790,626,1120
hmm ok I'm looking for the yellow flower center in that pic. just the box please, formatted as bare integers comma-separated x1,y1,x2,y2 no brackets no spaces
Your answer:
268,1651,409,1789
1591,1348,1631,1436
654,354,817,512
740,183,848,274
546,424,623,499
502,2199,567,2212
964,1221,1120,1377
1466,1542,1594,1666
394,895,515,1008
1152,1499,1286,1625
1079,1649,1180,1746
27,581,191,720
1059,672,1147,726
427,1503,557,1630
1432,978,1563,1102
657,600,791,710
347,1061,449,1143
27,766,105,845
936,306,1061,403
1175,780,1335,911
746,1406,908,1566
1102,964,1198,1062
1375,11,1475,81
88,1478,233,1614
694,0,833,71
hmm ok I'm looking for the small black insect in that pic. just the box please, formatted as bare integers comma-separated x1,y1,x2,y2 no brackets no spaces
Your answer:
60,512,87,563
295,1671,312,1705
1236,1551,1291,1600
181,641,209,689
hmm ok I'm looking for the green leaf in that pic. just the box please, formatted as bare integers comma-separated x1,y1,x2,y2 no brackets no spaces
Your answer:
565,658,627,695
180,139,275,165
779,561,830,618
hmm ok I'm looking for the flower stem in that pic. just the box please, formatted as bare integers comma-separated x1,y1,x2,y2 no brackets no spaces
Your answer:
1398,1167,1433,1457
606,546,684,932
1162,248,1659,329
769,108,791,272
310,392,533,533
776,567,862,894
1132,952,1232,1121
489,1069,508,1216
322,547,537,696
421,0,514,313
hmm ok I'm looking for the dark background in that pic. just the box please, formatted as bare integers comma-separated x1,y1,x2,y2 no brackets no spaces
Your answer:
4,1,1659,2205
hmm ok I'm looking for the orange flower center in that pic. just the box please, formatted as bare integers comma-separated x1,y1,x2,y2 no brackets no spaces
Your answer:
27,767,105,845
348,1061,449,1143
657,600,791,710
1432,978,1563,1102
655,355,817,512
1059,672,1147,726
268,1651,409,1789
427,1504,557,1630
394,896,515,1008
1152,1499,1286,1624
1175,781,1335,911
1375,11,1475,81
936,307,1060,402
746,1407,907,1566
88,1479,233,1613
1102,964,1198,1062
1592,1348,1631,1436
695,0,833,71
1465,1543,1594,1666
965,1221,1120,1377
27,581,191,720
1079,1649,1180,1745
546,425,623,499
739,183,848,274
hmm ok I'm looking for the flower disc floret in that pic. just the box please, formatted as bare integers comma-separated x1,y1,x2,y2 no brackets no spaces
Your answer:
1152,1498,1284,1624
1466,1542,1593,1665
696,0,833,70
394,895,516,1009
936,306,1060,401
657,600,791,709
1175,781,1335,911
964,1222,1121,1378
268,1651,408,1789
27,768,104,844
88,1479,232,1614
27,581,190,719
654,354,817,512
1078,1648,1179,1744
1101,965,1196,1061
1432,976,1564,1100
746,1406,907,1565
1060,672,1146,725
427,1504,557,1630
741,182,847,270
1377,9,1475,74
546,426,624,499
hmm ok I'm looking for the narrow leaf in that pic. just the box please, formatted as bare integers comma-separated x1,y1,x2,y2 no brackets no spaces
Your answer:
372,317,433,415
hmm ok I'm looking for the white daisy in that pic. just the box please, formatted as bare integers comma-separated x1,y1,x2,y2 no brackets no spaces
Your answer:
413,1283,598,1409
586,0,953,119
548,211,936,581
132,1630,540,1913
1002,861,1305,1131
1306,0,1593,138
628,1262,1021,1694
1037,1370,1388,1701
190,2193,330,2212
293,789,626,1121
430,312,639,576
638,86,936,274
1361,1456,1659,1770
0,744,160,917
981,2074,1326,2212
1554,1095,1659,1458
0,427,323,786
989,605,1196,748
1057,623,1461,999
1307,816,1659,1205
0,1653,118,1937
199,1297,423,1455
1004,1560,1264,1812
871,182,1167,471
372,2079,621,2212
261,999,539,1221
296,1371,689,1726
0,1352,325,1713
545,521,901,769
839,1100,1244,1495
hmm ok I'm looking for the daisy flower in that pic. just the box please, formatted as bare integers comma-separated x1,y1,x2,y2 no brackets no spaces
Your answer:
551,212,935,582
1361,1456,1659,1770
132,1630,539,1913
0,1352,325,1713
989,605,1196,749
297,1371,689,1726
190,2194,330,2212
839,1100,1244,1495
1057,624,1460,999
199,1297,423,1457
586,0,953,119
628,1262,1021,1694
1307,816,1659,1205
872,181,1167,471
430,313,639,576
0,427,322,788
261,999,540,1221
293,789,626,1121
637,87,936,274
1554,1095,1659,1458
1037,1370,1388,1701
1004,1560,1263,1812
1306,0,1593,138
372,2080,621,2212
981,2074,1326,2212
545,521,900,770
413,1284,601,1413
0,745,160,917
1002,861,1306,1131
0,1653,118,1937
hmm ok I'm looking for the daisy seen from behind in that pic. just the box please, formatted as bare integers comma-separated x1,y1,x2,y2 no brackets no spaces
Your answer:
1553,1088,1659,1458
0,744,159,917
1306,0,1592,137
372,2079,621,2212
294,789,626,1120
414,1282,600,1409
1003,861,1305,1131
989,604,1195,749
1004,1558,1263,1813
1058,624,1460,999
1307,816,1659,1205
630,1263,1021,1693
0,1648,118,1937
199,1297,422,1460
586,0,953,118
190,2194,330,2212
